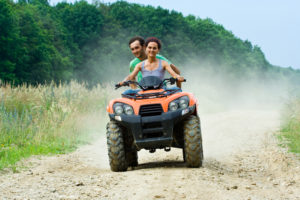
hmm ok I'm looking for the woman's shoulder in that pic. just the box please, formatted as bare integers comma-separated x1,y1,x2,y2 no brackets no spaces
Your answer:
136,61,143,68
136,61,142,66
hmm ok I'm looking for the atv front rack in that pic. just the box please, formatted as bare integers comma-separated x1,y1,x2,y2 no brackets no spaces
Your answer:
122,88,181,100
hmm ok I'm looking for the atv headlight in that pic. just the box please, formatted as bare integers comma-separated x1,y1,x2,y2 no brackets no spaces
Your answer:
169,101,179,111
168,96,190,111
114,105,124,115
179,96,189,109
113,103,134,115
124,105,134,115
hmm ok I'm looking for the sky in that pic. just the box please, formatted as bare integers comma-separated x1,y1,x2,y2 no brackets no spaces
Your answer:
50,0,300,69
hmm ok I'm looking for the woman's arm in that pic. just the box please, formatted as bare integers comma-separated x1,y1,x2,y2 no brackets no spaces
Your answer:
120,63,142,85
162,61,184,82
170,64,180,75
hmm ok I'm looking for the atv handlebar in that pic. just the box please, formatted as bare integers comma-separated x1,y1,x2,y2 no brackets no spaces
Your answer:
166,77,186,85
115,77,186,90
115,83,121,89
115,80,137,89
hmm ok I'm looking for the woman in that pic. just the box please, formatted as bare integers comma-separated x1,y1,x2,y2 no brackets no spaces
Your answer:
120,37,184,87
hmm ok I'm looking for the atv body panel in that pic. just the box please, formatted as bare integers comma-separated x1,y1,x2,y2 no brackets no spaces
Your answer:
108,104,196,149
107,91,198,115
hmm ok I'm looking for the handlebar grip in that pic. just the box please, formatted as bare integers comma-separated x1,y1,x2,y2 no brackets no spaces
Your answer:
115,83,121,89
175,78,186,82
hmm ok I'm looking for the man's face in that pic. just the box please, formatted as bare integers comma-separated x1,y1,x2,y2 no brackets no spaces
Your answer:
129,40,145,58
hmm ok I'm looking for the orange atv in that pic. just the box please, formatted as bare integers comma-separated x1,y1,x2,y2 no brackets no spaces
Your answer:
106,76,203,172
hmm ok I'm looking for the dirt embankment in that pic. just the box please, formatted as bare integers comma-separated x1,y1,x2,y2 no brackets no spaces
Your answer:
1,110,300,200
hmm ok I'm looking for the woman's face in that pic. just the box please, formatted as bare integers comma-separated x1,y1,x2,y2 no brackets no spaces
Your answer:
146,42,159,57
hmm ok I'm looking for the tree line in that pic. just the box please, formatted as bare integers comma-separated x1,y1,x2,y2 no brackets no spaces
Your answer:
1,0,299,85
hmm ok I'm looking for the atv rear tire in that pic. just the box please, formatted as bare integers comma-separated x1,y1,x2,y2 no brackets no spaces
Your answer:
106,120,127,172
183,115,203,167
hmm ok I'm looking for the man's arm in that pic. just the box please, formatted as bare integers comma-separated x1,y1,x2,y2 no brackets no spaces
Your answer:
170,64,181,88
129,61,137,89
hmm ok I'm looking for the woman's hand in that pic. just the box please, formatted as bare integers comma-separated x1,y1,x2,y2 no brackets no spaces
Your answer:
176,76,185,82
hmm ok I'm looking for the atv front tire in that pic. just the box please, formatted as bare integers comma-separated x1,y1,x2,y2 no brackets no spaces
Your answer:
106,120,127,172
183,115,203,167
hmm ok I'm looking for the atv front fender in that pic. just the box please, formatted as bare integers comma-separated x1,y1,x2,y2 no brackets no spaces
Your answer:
108,105,196,149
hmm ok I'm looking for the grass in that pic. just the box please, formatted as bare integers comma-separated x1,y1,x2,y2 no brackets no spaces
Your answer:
0,81,114,171
279,95,300,154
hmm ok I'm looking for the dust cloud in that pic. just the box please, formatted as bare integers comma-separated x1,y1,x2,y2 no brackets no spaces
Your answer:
180,62,290,113
175,60,291,160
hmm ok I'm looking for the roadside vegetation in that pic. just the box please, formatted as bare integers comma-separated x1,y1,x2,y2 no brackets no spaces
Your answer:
279,94,300,154
0,82,112,171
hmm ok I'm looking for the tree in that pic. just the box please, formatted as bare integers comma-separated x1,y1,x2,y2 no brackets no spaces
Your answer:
0,0,20,82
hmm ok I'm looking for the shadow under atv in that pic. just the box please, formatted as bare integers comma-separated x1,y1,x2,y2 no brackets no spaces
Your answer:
129,160,186,170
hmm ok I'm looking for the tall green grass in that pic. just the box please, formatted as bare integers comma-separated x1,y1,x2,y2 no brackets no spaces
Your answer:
279,95,300,154
0,81,114,171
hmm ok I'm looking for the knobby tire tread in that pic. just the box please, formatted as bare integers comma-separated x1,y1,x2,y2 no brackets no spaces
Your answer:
183,115,203,167
106,120,128,172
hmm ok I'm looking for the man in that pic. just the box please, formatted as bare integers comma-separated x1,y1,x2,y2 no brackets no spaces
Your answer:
128,36,181,88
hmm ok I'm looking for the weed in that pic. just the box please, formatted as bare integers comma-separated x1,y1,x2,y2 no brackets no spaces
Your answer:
279,94,300,154
0,81,114,170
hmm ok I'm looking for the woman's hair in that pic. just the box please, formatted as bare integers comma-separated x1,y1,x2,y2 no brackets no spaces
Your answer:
129,36,145,46
145,37,161,49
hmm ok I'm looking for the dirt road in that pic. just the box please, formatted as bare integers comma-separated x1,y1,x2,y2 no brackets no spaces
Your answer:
1,110,300,200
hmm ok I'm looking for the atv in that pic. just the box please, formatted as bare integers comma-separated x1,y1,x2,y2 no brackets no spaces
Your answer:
106,76,203,172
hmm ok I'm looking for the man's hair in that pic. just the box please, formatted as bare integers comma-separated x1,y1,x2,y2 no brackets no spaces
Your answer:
129,36,145,46
145,37,161,49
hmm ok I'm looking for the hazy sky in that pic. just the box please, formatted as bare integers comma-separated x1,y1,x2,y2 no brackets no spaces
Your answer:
50,0,300,69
